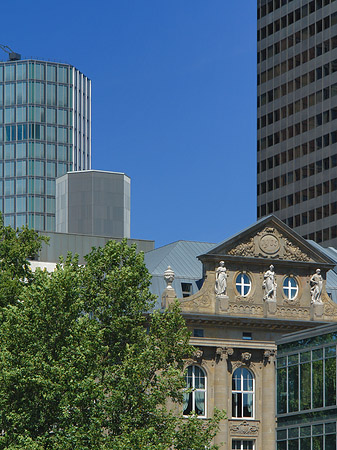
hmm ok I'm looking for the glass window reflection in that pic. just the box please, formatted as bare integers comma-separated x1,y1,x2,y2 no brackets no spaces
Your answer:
183,365,206,417
232,368,254,418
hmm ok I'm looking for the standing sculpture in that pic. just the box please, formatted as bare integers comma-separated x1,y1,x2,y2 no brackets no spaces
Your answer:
215,261,228,296
263,264,277,301
310,269,323,303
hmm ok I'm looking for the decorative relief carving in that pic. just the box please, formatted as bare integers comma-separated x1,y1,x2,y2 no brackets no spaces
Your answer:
259,233,280,255
229,304,263,315
181,291,212,311
227,226,312,262
323,294,337,316
216,347,234,371
276,307,310,319
263,349,276,365
229,421,259,436
216,346,234,361
194,349,203,360
283,238,311,262
241,352,252,362
228,237,255,257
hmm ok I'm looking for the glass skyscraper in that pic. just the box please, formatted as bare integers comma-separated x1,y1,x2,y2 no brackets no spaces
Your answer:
0,58,91,231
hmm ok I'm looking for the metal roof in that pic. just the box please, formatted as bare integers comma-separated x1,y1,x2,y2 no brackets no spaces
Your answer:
144,241,215,305
144,240,215,278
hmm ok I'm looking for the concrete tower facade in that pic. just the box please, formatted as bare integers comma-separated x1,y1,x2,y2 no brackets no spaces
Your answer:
257,0,337,247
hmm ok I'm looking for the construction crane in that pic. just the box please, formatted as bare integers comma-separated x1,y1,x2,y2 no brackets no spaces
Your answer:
0,44,21,61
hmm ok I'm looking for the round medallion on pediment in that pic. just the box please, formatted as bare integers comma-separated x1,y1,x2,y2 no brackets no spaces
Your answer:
259,234,280,255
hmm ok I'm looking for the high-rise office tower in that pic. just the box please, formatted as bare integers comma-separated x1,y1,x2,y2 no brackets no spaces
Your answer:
257,0,337,246
0,55,91,231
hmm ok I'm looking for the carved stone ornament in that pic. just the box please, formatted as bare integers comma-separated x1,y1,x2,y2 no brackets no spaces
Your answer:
164,266,175,289
263,349,276,365
180,291,212,312
227,226,312,262
241,352,252,362
259,231,280,255
229,421,259,436
283,238,311,262
194,349,203,359
228,236,255,257
216,346,234,361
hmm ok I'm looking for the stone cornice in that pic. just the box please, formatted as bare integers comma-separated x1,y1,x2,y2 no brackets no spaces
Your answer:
183,312,332,331
190,337,277,350
199,254,335,270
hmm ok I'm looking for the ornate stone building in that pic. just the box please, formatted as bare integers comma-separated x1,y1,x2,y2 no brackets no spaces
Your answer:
155,215,337,450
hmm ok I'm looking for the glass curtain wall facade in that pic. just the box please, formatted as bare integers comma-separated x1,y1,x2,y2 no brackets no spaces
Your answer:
276,325,337,449
257,0,337,247
0,59,91,231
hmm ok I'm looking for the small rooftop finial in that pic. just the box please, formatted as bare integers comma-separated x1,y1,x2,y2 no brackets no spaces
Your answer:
164,266,175,290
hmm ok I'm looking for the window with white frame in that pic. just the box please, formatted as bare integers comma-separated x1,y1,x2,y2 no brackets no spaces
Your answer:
232,440,254,450
232,367,254,418
183,365,206,417
283,276,298,299
235,273,252,297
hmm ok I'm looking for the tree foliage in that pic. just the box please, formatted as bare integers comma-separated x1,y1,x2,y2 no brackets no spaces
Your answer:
0,224,225,449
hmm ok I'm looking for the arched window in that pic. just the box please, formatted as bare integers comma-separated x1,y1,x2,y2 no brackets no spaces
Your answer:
232,367,254,418
183,365,206,417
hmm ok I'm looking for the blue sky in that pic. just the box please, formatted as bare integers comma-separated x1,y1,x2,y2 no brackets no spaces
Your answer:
2,1,257,248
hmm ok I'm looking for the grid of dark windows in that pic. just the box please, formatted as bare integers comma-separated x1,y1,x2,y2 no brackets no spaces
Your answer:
258,86,337,132
258,60,337,112
277,423,336,450
258,108,337,151
257,0,337,244
276,336,337,449
258,0,337,22
258,35,337,86
277,345,336,414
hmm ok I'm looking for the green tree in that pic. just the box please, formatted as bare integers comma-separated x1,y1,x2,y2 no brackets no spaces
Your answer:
0,217,47,308
0,236,225,449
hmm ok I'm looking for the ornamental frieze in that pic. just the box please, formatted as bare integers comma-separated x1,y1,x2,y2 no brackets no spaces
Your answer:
276,307,310,319
229,304,263,315
229,420,259,436
227,227,312,262
283,238,311,262
180,291,212,311
227,237,255,257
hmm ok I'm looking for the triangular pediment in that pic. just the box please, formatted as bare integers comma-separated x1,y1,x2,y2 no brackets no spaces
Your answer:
200,215,335,265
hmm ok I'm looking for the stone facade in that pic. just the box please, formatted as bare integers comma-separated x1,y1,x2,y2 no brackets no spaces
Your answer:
161,216,337,450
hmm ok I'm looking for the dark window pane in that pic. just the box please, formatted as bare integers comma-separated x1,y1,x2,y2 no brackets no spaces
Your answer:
277,367,287,413
288,365,299,412
313,359,323,408
300,363,311,410
325,357,336,406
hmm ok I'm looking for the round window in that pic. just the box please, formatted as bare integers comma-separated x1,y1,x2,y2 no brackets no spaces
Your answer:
235,273,252,297
283,276,298,299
